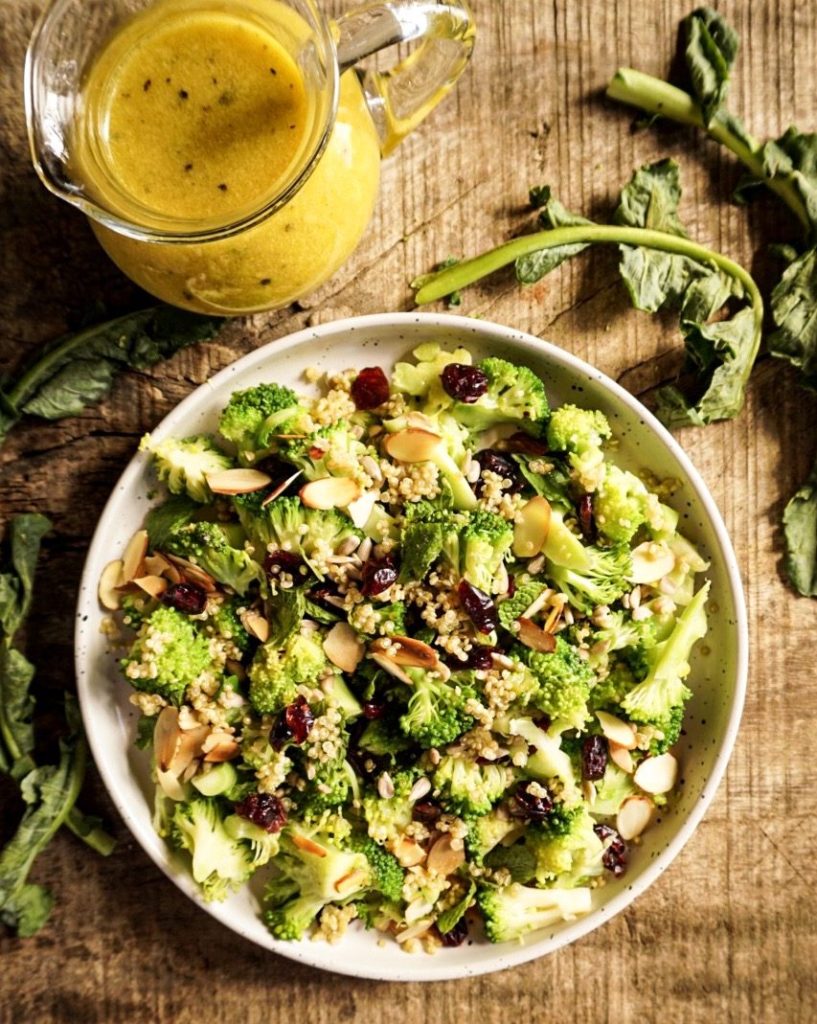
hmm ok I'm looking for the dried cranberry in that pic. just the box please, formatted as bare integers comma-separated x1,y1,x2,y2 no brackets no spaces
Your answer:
438,916,469,947
594,823,628,877
458,580,499,633
509,782,554,822
234,792,287,833
440,363,489,403
472,450,523,494
351,366,390,410
162,581,207,615
362,702,385,720
308,583,343,613
465,645,496,670
503,432,549,456
361,557,398,597
506,575,516,598
532,714,551,732
581,735,608,781
264,549,305,576
412,800,442,824
577,494,596,542
285,696,315,744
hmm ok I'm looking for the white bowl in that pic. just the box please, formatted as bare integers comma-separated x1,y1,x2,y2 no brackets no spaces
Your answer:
75,312,748,981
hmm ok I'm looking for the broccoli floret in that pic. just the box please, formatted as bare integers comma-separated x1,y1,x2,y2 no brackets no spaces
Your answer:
278,424,371,482
498,579,547,631
527,805,604,887
361,769,418,845
263,823,371,940
348,835,405,902
546,405,611,493
461,509,514,595
594,465,652,544
391,342,475,413
357,718,414,757
620,582,709,727
120,592,151,630
592,763,637,816
209,596,253,654
516,637,594,731
477,882,592,943
464,809,520,865
140,433,233,503
498,717,581,806
452,357,549,437
166,521,264,596
248,632,327,714
398,668,477,749
121,605,211,705
297,753,353,818
234,494,361,579
588,660,640,710
433,753,516,815
170,798,256,901
399,520,445,582
223,813,281,867
218,382,302,458
543,509,631,613
145,493,200,548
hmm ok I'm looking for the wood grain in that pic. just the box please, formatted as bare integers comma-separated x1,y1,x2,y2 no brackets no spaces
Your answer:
1,2,816,1022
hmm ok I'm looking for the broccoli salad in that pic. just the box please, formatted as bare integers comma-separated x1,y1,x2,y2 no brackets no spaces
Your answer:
99,343,711,951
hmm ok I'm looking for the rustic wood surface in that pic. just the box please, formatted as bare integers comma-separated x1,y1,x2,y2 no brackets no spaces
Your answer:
1,1,815,1021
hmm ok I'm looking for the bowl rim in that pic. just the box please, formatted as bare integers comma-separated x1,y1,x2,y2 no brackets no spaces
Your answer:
75,311,748,981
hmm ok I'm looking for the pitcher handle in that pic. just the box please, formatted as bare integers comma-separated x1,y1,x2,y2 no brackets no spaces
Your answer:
335,1,475,155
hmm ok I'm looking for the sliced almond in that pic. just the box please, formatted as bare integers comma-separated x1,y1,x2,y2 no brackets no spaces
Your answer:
166,554,217,592
261,469,303,507
616,795,656,840
154,707,182,772
369,652,413,684
513,496,552,558
206,467,272,495
371,635,440,671
299,476,361,509
383,428,443,463
166,725,210,777
391,836,426,867
291,833,327,857
609,741,636,774
144,552,178,581
120,530,149,585
596,710,637,750
517,616,557,653
633,752,678,794
323,621,365,674
628,541,676,585
202,733,240,763
99,559,124,610
334,868,369,896
347,490,378,529
133,574,169,598
156,767,188,801
241,610,269,643
426,832,465,877
181,758,201,784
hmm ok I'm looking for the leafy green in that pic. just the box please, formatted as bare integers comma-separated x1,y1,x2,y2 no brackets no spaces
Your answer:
0,514,51,639
266,587,306,647
413,161,763,429
684,7,738,126
768,248,817,387
0,647,37,781
436,879,476,934
783,458,817,596
516,191,593,283
0,306,222,444
145,494,201,550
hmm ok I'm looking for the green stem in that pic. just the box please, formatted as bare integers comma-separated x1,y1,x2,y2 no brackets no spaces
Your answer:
65,806,117,857
606,68,812,231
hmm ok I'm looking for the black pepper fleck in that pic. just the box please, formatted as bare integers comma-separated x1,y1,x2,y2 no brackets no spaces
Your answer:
259,277,271,285
143,79,152,92
218,183,228,191
184,162,193,172
269,67,277,75
178,89,189,100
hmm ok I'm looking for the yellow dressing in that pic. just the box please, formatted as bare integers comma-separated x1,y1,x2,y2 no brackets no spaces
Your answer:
73,0,381,313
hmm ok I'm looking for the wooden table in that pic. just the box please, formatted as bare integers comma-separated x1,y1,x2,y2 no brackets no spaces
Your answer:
1,1,815,1021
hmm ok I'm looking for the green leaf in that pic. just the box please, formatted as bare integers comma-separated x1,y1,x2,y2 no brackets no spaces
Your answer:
783,458,817,596
513,455,571,507
398,522,443,583
515,195,593,284
0,647,37,780
0,514,51,639
145,494,201,550
768,246,817,386
436,879,476,934
0,705,87,936
614,159,701,312
266,588,306,647
683,7,738,126
1,307,222,440
303,598,341,625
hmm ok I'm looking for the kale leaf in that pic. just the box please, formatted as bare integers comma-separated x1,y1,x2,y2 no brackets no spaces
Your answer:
783,458,817,597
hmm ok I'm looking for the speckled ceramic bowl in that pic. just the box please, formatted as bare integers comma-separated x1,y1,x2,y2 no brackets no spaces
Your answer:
75,312,748,981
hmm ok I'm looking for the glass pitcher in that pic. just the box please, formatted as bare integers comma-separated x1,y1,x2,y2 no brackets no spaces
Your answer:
25,0,474,315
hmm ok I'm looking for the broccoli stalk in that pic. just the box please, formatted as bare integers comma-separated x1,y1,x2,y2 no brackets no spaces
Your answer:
170,798,257,901
477,881,592,943
499,717,581,806
140,434,233,503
